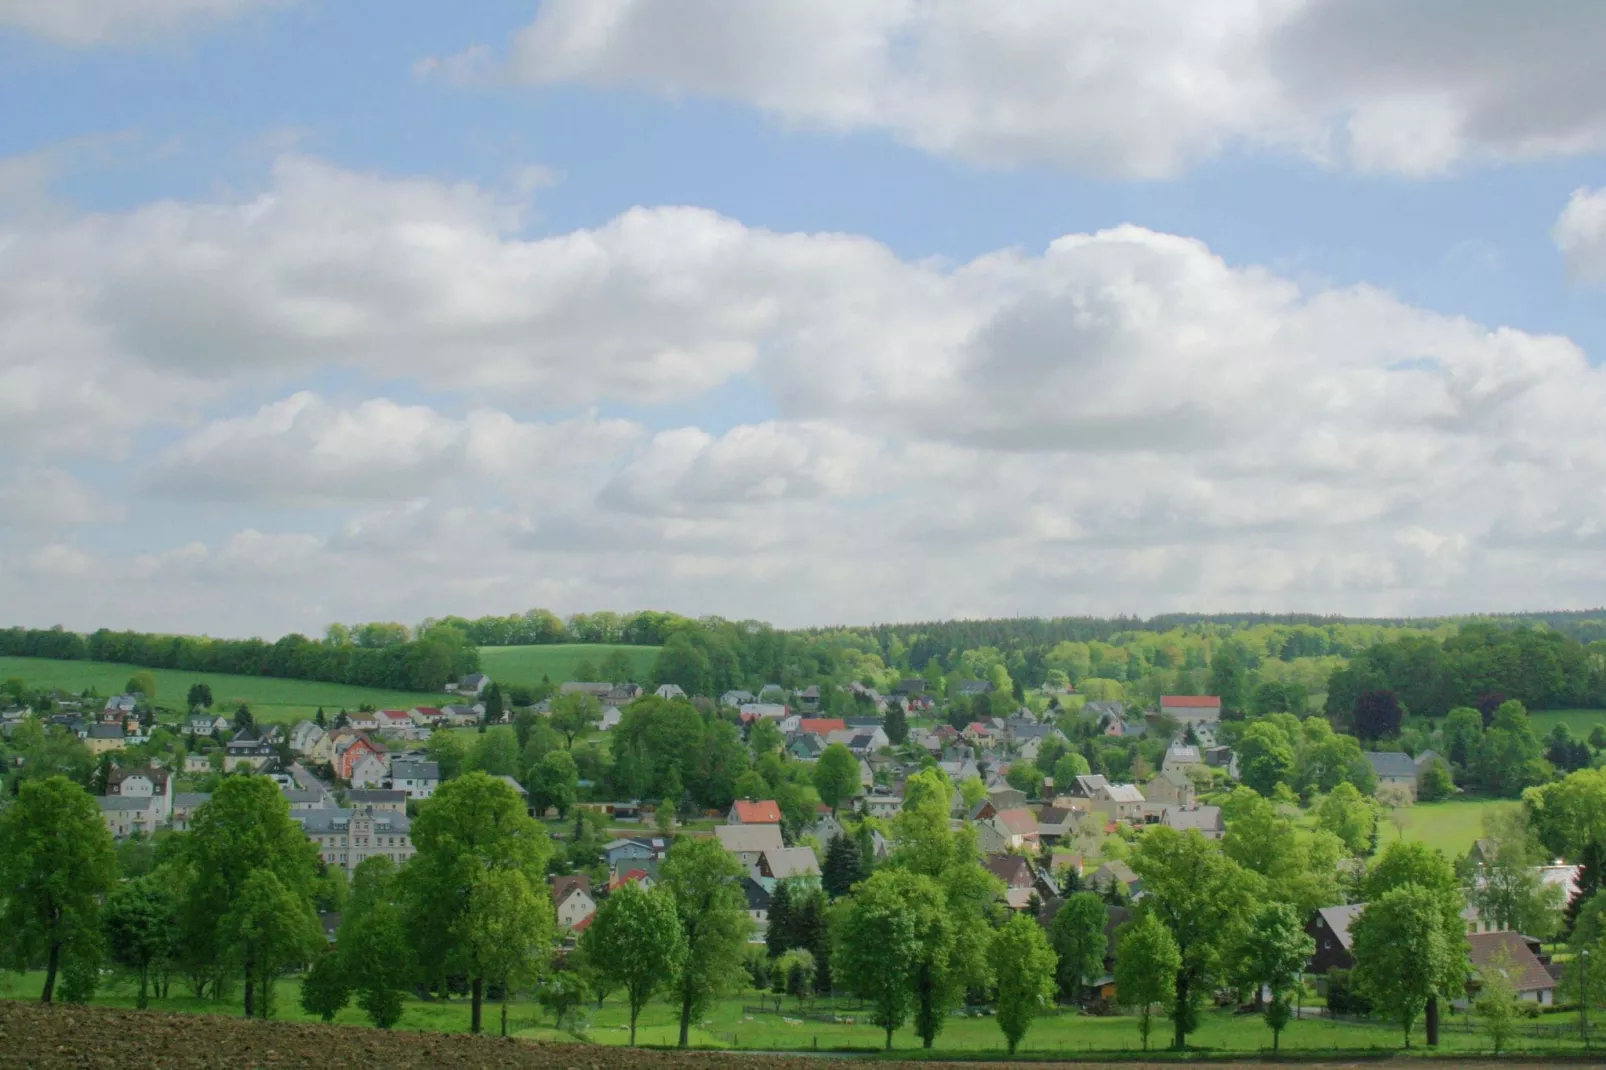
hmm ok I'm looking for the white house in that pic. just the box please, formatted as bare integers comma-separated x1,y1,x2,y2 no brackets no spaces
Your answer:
389,759,440,800
349,751,389,790
106,766,174,824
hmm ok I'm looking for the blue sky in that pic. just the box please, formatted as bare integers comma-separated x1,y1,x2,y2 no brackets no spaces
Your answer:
1,0,1604,638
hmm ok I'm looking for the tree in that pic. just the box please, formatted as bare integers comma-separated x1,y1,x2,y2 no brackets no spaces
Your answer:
102,877,179,1009
775,948,816,1006
1362,839,1470,1041
299,947,351,1022
1476,701,1547,798
1528,768,1606,860
1115,911,1180,1052
600,648,636,682
483,682,505,724
766,879,794,960
1049,891,1107,1002
1223,788,1344,917
1314,782,1378,855
0,777,118,1003
1473,948,1523,1055
1005,760,1044,799
1237,902,1314,1051
219,868,322,1018
1351,885,1460,1048
660,837,753,1046
405,772,553,1034
1418,757,1455,801
1443,707,1484,770
186,682,213,711
126,670,157,699
463,867,553,1036
1564,839,1606,937
1208,642,1250,716
528,749,579,818
581,881,686,1046
1353,690,1404,742
1129,827,1261,1049
823,832,867,899
884,703,909,745
233,703,254,734
1238,722,1296,797
181,775,320,1009
550,692,602,748
469,726,521,777
749,717,784,757
834,870,924,1050
813,743,861,816
990,913,1057,1055
1466,810,1563,937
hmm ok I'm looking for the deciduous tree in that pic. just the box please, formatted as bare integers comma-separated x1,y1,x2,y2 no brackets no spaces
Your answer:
1115,911,1180,1052
813,743,861,816
659,837,753,1047
581,881,686,1046
103,877,179,1009
1236,902,1314,1051
834,869,923,1050
219,868,322,1019
1351,885,1460,1048
990,912,1057,1055
1049,891,1107,1002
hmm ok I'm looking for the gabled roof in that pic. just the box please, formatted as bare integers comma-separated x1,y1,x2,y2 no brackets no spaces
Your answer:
1468,931,1556,994
992,807,1039,836
742,877,771,910
761,847,820,880
99,796,155,812
984,853,1033,889
799,718,847,736
552,874,592,903
715,823,785,855
390,759,440,781
1314,904,1366,951
1099,783,1145,803
1160,695,1221,708
1365,751,1417,779
731,799,782,824
1164,806,1223,833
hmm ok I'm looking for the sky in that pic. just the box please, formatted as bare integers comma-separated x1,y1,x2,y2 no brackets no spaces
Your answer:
1,0,1604,639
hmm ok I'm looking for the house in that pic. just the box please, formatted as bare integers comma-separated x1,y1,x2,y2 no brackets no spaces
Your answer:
1305,904,1365,974
603,837,666,869
742,878,772,937
715,824,785,869
373,709,413,734
962,722,996,748
85,724,127,755
1365,752,1419,800
721,690,757,708
552,876,597,931
389,759,440,799
977,808,1040,854
1464,931,1558,1006
655,684,687,700
442,704,483,727
788,735,826,761
106,766,174,824
796,685,822,712
333,733,385,780
1068,774,1110,799
560,682,613,699
807,811,845,843
1162,805,1225,839
1159,695,1222,725
1035,805,1082,844
988,787,1029,811
863,794,902,819
349,751,389,790
171,792,210,831
183,753,213,774
1161,745,1203,774
224,731,276,772
798,718,847,737
740,703,790,722
599,706,623,731
893,679,929,696
1091,861,1144,902
184,714,230,737
728,799,782,825
1145,770,1195,808
289,720,327,755
453,673,491,697
347,711,380,732
1090,783,1146,824
953,680,994,697
757,847,821,887
610,868,655,892
347,788,407,813
296,807,415,874
282,787,333,811
985,854,1038,911
98,796,157,838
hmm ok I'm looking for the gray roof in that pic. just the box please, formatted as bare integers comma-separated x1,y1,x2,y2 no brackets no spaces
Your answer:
294,807,411,835
87,725,124,739
390,760,440,781
1315,904,1366,951
173,793,212,808
99,796,155,811
281,788,330,806
1164,806,1223,832
348,789,407,804
762,847,821,880
715,824,786,854
1365,751,1417,778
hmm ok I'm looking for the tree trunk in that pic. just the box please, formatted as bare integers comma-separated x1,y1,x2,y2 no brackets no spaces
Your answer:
630,1004,639,1047
885,1024,893,1051
500,988,509,1038
1273,1026,1280,1052
137,966,149,1010
1172,973,1189,1050
1425,995,1440,1047
679,993,693,1047
471,977,483,1034
243,955,256,1019
41,940,61,1004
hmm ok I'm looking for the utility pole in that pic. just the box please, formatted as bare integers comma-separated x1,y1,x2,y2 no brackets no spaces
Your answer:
1583,948,1590,1049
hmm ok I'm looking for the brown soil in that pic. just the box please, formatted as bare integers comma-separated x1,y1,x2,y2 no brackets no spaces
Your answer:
0,1003,1583,1069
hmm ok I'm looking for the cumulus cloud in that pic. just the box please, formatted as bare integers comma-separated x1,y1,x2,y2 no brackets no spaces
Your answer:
468,0,1606,177
0,0,287,45
0,468,103,528
1556,187,1606,287
143,392,642,505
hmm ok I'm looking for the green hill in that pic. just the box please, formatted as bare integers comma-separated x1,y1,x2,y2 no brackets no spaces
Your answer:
477,644,659,689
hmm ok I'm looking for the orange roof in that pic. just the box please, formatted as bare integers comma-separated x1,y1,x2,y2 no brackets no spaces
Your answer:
1160,695,1220,707
732,799,782,824
799,718,846,735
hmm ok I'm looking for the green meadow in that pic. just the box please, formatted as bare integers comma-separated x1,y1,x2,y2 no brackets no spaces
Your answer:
477,644,660,689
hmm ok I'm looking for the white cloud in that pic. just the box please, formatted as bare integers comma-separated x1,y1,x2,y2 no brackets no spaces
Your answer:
1556,187,1606,287
471,0,1606,177
0,0,287,45
0,468,103,528
143,392,641,505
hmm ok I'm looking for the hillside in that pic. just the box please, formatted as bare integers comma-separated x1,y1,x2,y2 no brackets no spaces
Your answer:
0,656,435,725
477,644,659,689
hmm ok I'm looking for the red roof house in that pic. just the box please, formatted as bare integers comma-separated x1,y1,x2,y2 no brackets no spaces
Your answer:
799,718,847,736
728,799,782,825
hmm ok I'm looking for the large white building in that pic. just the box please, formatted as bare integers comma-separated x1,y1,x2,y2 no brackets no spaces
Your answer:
294,807,415,874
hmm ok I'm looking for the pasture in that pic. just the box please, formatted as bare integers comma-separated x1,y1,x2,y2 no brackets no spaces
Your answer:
1529,708,1606,740
1383,796,1517,859
477,643,659,689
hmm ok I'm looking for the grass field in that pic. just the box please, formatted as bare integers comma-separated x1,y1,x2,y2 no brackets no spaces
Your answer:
1383,797,1517,859
477,644,660,689
7,973,1582,1055
0,656,435,726
1530,708,1606,739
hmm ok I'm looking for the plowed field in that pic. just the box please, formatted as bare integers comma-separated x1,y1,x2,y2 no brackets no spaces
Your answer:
0,1002,1581,1069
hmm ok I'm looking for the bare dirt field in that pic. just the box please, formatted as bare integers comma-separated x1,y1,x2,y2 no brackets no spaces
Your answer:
0,1003,1589,1070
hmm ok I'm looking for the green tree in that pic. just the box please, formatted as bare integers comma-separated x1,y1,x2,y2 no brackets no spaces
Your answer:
1528,768,1606,859
1417,757,1455,801
424,730,468,782
469,726,521,777
126,670,158,699
464,867,553,1036
813,743,861,816
1238,722,1296,797
1443,707,1484,770
581,881,686,1046
219,868,322,1018
482,682,505,724
1476,700,1546,798
0,777,119,1003
1050,891,1108,1002
884,703,909,745
990,912,1057,1055
748,717,784,757
1314,782,1379,855
186,682,213,711
550,692,602,748
1466,810,1563,937
1052,751,1092,791
1223,788,1344,917
1237,902,1314,1051
1473,948,1523,1055
822,832,867,899
339,857,412,1029
1208,643,1250,716
600,647,636,682
1129,827,1262,1049
299,947,351,1022
406,772,553,1033
1115,911,1181,1052
834,869,923,1050
660,837,753,1046
1351,884,1460,1048
528,749,579,818
102,877,179,1009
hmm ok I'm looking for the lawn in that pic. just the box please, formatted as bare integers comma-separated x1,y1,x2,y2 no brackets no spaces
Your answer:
6,973,1589,1056
478,644,660,690
0,656,436,726
1382,796,1518,859
1530,708,1606,740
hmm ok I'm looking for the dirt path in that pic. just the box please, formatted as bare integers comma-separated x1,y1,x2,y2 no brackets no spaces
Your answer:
0,1002,1589,1069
